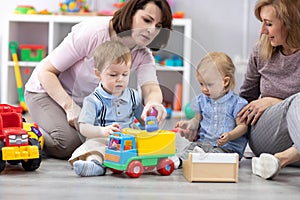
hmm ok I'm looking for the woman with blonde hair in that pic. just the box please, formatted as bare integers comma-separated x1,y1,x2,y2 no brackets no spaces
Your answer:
238,0,300,180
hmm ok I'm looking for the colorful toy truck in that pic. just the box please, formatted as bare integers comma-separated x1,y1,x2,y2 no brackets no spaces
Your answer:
104,128,176,178
0,104,43,173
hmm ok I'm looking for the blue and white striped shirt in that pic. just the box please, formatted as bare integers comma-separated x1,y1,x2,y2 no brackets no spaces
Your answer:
79,84,143,129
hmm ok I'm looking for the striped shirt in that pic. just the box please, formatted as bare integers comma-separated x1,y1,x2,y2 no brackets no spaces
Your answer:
78,84,143,128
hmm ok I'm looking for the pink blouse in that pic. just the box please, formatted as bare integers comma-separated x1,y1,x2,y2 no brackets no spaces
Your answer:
25,18,158,105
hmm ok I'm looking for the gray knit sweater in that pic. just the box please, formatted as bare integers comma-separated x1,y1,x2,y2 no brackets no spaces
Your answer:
240,44,300,102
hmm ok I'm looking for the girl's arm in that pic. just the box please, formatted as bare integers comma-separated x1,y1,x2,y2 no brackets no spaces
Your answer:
175,113,202,142
218,117,248,146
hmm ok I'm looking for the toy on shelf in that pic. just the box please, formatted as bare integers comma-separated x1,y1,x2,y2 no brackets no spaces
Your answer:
113,0,125,9
154,54,183,67
145,107,158,132
14,5,37,14
166,0,185,18
98,0,126,16
38,9,52,15
173,83,182,111
14,5,52,15
173,11,185,18
0,104,43,173
8,41,27,112
59,0,95,15
19,44,46,62
104,128,176,178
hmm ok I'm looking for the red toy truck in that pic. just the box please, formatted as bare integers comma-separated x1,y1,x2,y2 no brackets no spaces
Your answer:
0,104,43,173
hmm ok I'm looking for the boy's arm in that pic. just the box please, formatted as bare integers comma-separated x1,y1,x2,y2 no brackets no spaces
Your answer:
79,123,121,138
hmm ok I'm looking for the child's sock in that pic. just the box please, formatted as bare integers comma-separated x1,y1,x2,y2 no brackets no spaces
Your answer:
73,159,106,177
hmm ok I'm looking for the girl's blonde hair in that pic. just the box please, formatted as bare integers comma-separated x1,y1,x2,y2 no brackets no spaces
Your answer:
255,0,300,60
197,52,235,92
94,41,132,72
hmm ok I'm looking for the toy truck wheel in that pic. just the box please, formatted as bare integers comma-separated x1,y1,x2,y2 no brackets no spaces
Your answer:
126,160,144,178
157,158,174,176
21,138,42,171
0,141,6,173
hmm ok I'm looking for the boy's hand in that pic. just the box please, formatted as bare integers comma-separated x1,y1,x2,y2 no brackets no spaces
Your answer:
102,123,121,137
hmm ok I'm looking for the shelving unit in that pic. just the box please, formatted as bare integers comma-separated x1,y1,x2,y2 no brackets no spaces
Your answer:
1,14,191,116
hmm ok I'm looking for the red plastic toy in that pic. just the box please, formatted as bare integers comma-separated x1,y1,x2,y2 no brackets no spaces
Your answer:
0,104,43,173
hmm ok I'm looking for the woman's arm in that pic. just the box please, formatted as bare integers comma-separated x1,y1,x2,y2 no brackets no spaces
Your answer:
238,97,282,125
140,83,166,123
37,59,81,128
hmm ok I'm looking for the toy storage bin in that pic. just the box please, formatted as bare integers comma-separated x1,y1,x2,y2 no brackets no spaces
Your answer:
183,152,239,182
19,44,46,61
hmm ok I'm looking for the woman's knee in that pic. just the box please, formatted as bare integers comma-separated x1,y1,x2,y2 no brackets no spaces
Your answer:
42,127,82,159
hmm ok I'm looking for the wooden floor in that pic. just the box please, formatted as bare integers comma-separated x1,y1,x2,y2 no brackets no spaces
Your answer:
1,119,300,199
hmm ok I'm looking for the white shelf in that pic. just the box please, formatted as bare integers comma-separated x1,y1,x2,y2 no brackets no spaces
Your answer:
8,61,38,68
156,65,184,72
1,14,192,114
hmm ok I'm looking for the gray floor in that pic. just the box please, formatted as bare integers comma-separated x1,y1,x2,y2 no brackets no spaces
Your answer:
1,119,300,200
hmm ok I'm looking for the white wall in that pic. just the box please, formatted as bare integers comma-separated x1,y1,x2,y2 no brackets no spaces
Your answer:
172,0,260,98
0,0,261,100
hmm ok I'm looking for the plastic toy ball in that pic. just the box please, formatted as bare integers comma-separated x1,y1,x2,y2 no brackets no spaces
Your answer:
184,103,195,119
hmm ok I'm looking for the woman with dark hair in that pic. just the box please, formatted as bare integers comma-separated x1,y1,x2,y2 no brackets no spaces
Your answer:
24,0,172,159
238,0,300,180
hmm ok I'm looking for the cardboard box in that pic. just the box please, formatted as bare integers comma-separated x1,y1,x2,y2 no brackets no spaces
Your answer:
183,153,239,182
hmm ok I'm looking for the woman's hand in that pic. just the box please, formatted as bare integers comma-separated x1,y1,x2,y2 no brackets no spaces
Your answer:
142,103,167,123
140,83,166,123
238,97,282,125
175,119,199,142
65,102,81,130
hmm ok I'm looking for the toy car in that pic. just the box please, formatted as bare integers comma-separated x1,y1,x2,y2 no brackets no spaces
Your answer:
0,104,43,173
104,128,176,178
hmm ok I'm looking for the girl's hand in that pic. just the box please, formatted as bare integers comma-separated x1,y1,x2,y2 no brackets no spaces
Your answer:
238,97,282,125
142,103,167,123
175,120,199,142
102,123,121,137
218,132,230,146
